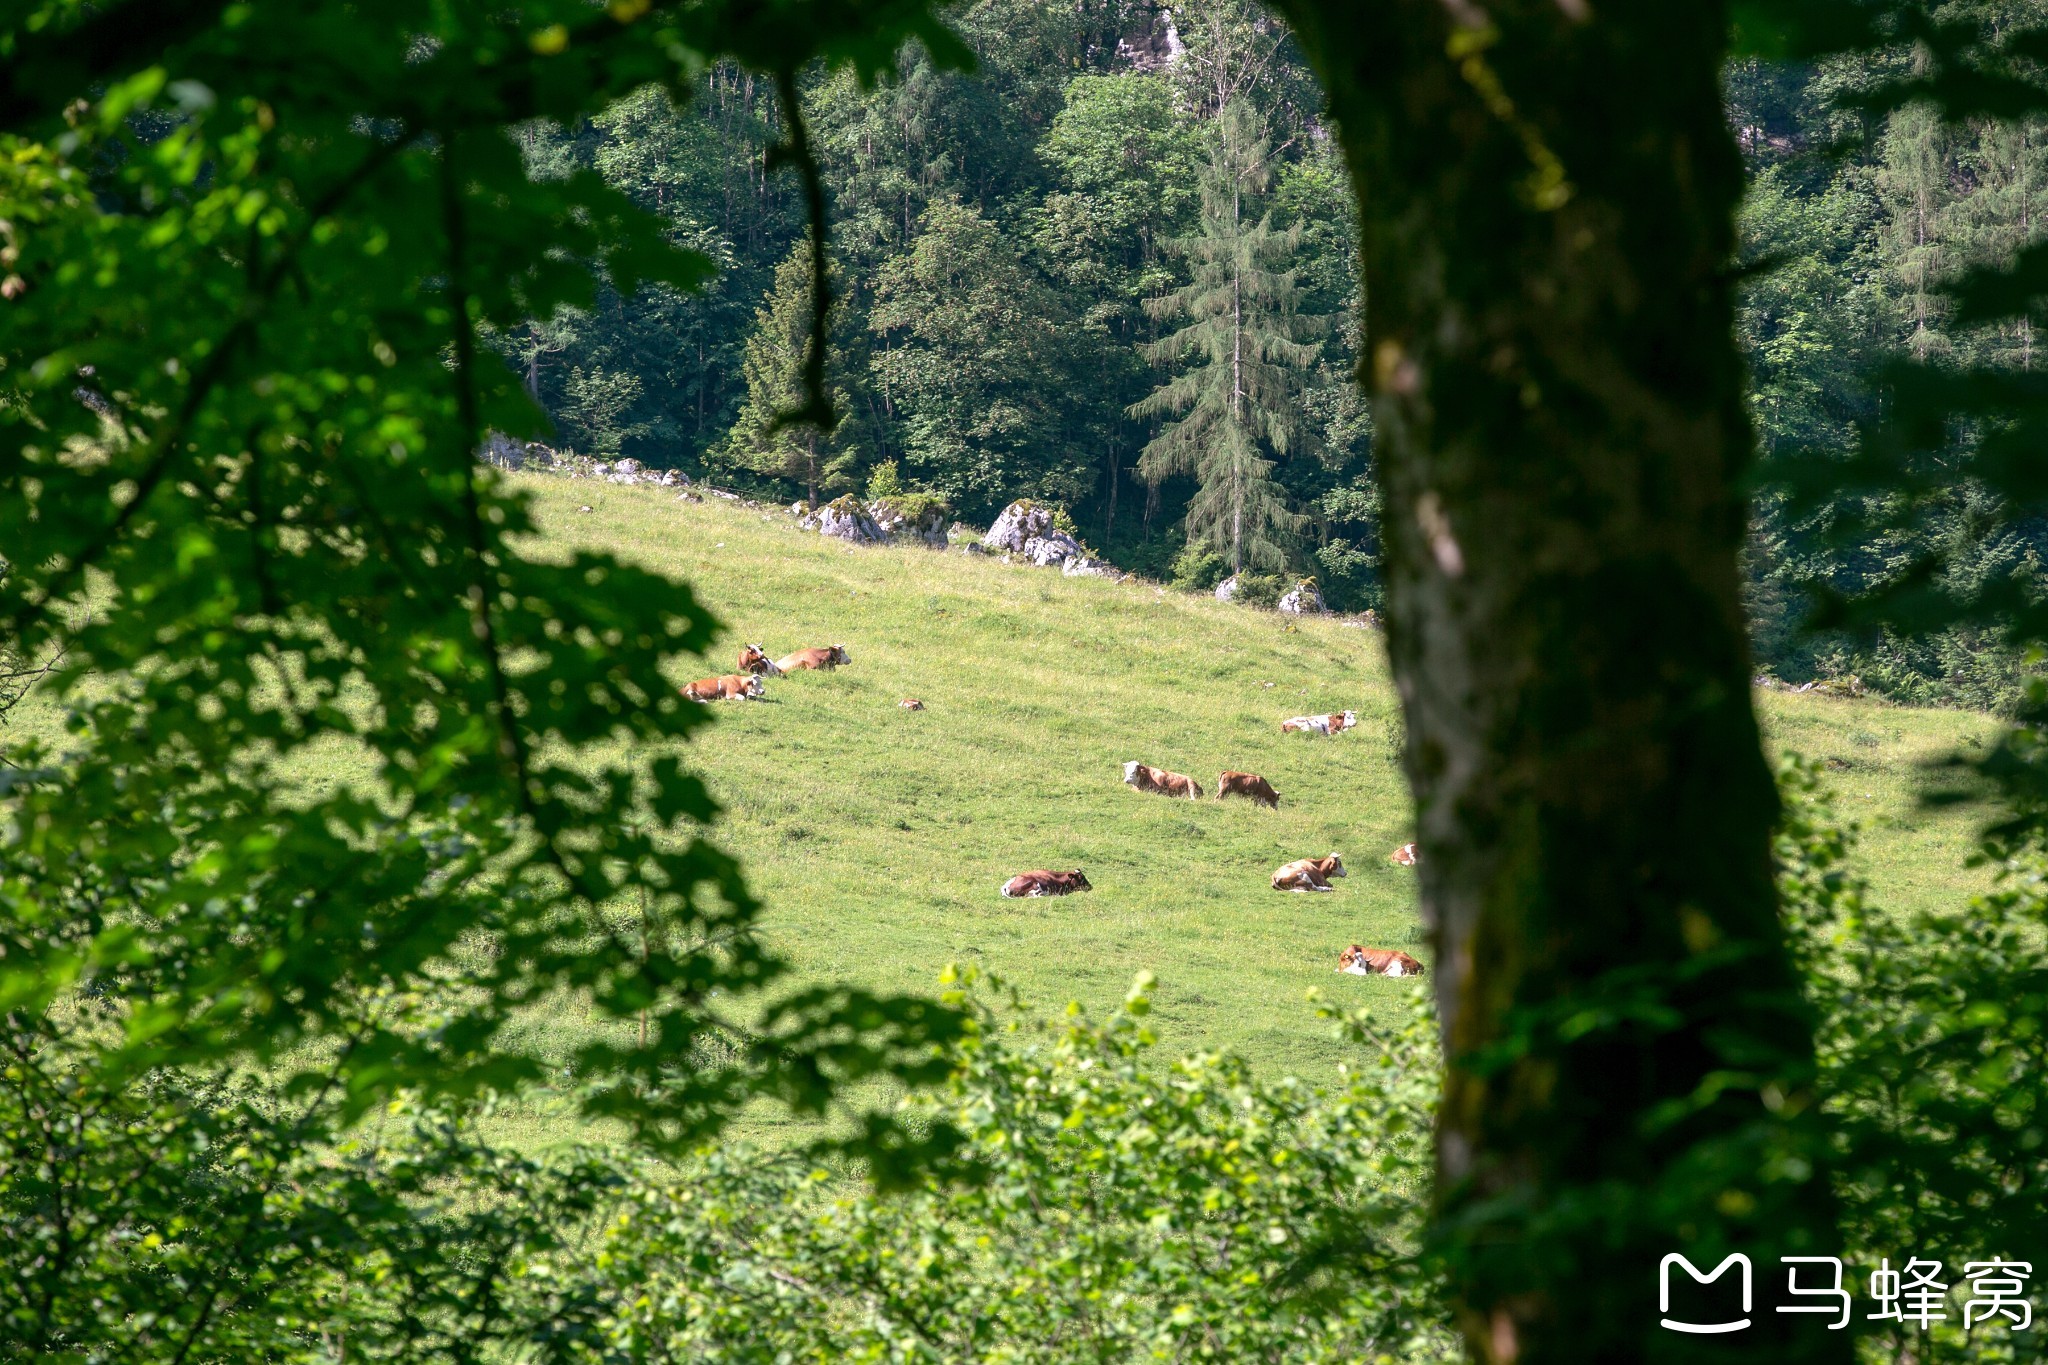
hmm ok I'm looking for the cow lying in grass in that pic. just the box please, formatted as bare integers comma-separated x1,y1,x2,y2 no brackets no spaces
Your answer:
1216,770,1279,808
1281,710,1358,735
1338,945,1424,977
1123,761,1202,799
777,645,851,672
1388,842,1418,866
738,644,783,676
682,673,765,702
1272,853,1346,892
1000,869,1092,898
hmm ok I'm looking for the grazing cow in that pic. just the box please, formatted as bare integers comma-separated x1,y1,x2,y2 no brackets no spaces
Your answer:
1123,761,1203,799
1281,710,1359,735
1216,771,1280,808
1388,843,1418,866
899,698,925,710
682,673,765,702
777,645,851,672
1338,945,1425,977
1000,869,1092,898
1272,853,1346,892
738,644,783,676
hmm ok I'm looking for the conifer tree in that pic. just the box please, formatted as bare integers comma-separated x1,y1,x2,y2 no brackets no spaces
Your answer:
1129,100,1322,575
717,241,856,506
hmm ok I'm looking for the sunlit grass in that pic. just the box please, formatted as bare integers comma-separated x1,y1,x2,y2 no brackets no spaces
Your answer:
503,477,2003,1150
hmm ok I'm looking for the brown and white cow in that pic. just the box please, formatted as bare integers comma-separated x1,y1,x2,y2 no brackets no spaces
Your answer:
738,644,783,676
1338,944,1425,977
999,869,1093,898
1388,842,1418,866
776,645,851,672
1216,771,1280,808
1272,853,1346,892
1123,761,1202,799
682,673,766,702
1281,709,1359,735
898,698,925,710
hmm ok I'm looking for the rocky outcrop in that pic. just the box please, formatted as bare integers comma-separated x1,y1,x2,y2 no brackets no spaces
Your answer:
478,431,541,470
869,498,949,548
800,496,886,544
984,501,1055,554
984,501,1094,569
591,457,688,487
1277,580,1327,616
1061,555,1126,581
1214,574,1240,603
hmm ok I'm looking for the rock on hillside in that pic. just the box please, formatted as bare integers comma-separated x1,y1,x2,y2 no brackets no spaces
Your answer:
869,497,949,548
1278,580,1327,615
1062,555,1126,581
984,501,1085,569
800,496,886,544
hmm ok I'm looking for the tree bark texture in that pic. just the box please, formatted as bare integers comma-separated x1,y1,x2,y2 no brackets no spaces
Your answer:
1267,5,1849,1362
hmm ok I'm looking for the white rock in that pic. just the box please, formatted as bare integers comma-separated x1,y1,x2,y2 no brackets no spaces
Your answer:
983,501,1055,554
1277,581,1327,615
1061,554,1123,580
1021,531,1082,568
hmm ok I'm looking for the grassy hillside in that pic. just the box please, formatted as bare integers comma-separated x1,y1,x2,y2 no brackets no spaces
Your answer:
513,478,2001,1109
7,475,2002,1153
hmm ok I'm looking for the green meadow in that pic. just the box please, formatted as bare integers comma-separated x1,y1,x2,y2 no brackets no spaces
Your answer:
11,475,2005,1154
512,477,2001,1133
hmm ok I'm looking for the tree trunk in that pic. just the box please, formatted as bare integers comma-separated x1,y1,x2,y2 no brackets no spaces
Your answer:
1268,5,1848,1362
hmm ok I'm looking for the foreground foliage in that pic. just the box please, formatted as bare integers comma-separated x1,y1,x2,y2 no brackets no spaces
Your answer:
573,972,1450,1363
0,1,970,1357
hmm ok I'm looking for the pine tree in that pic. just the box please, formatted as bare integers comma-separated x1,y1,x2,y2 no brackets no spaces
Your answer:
716,241,856,506
1128,100,1322,575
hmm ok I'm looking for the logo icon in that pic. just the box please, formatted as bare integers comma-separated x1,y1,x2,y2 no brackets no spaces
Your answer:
1661,1253,1753,1334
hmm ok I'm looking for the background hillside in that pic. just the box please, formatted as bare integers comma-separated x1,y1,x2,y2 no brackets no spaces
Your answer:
503,0,2048,710
500,477,1998,1143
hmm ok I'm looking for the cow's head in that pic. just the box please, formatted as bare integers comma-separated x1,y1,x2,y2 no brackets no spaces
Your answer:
830,645,851,664
1325,854,1347,877
1341,710,1358,727
743,674,766,697
1122,761,1141,784
1067,870,1092,891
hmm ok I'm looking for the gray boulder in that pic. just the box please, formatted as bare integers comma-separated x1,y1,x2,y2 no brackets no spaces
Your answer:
1061,555,1125,581
869,498,949,548
477,431,531,470
983,501,1055,554
801,496,886,544
1214,574,1240,603
1022,530,1083,567
1277,580,1327,616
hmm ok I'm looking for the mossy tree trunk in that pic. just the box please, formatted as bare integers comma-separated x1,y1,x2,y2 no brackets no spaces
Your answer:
1268,5,1851,1362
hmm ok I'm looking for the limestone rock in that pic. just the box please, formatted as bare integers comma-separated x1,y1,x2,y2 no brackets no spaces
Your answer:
1061,554,1125,581
1022,530,1083,567
801,496,886,544
1214,574,1240,603
1277,580,1327,616
868,498,949,547
983,501,1055,554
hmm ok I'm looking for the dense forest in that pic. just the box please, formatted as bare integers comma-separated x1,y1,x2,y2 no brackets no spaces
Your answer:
504,0,2047,709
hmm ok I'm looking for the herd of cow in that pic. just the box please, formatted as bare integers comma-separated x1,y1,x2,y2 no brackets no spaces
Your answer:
685,640,1424,981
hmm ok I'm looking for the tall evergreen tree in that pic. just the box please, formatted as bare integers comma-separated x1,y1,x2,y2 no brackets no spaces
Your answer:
716,242,856,506
1129,100,1322,575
